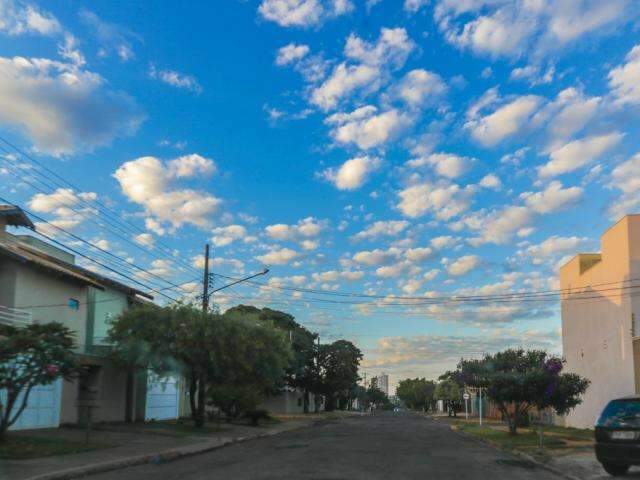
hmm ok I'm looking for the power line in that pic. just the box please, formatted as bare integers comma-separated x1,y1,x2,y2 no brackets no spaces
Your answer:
0,137,197,270
0,147,203,279
27,228,179,303
0,195,196,293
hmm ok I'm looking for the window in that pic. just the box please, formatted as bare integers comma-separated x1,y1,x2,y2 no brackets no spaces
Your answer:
68,298,80,310
597,400,640,428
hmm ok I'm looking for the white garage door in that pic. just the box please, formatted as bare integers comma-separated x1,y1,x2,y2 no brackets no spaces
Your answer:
145,373,180,421
3,379,62,431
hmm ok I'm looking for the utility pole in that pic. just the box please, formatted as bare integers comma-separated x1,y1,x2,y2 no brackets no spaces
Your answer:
202,244,210,313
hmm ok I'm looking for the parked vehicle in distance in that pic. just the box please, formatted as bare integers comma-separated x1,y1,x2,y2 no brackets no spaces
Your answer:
595,397,640,476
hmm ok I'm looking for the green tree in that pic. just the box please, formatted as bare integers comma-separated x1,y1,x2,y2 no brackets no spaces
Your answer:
225,305,318,412
457,349,590,435
0,322,78,441
435,379,462,417
396,378,436,411
109,303,292,427
317,340,362,411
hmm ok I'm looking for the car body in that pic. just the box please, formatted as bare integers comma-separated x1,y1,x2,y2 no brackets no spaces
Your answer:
595,396,640,476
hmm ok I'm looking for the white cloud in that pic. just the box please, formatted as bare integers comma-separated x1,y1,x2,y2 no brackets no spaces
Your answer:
436,0,633,59
375,262,409,278
521,181,583,214
538,132,623,177
258,0,353,28
311,63,379,111
479,173,501,190
320,155,381,190
28,188,97,234
149,64,202,94
352,247,399,266
397,182,474,220
275,43,310,65
393,69,447,108
211,224,247,247
168,153,217,177
430,236,457,250
79,9,137,62
328,107,412,149
0,1,61,36
609,44,640,106
459,205,534,246
265,217,324,241
113,155,220,230
466,94,542,147
608,153,640,219
407,152,473,179
423,268,440,281
256,247,300,265
405,247,434,263
344,27,415,68
447,254,480,276
404,0,429,13
311,28,414,111
539,87,601,150
353,220,409,240
525,236,588,265
134,232,154,247
0,56,143,156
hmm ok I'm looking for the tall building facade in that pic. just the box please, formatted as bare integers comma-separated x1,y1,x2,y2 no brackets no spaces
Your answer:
560,214,640,428
375,373,389,395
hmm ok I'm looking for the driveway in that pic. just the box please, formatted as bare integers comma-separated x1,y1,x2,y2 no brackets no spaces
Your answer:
90,412,566,479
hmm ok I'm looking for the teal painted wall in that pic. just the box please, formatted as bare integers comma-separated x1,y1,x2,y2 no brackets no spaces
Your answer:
87,286,129,347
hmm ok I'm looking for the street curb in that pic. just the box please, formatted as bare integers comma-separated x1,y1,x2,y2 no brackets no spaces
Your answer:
24,426,306,480
448,425,582,480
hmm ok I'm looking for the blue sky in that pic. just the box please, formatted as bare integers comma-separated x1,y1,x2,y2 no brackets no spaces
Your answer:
1,0,640,390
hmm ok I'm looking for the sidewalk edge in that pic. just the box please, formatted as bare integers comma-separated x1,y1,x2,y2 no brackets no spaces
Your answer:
24,425,306,480
448,424,583,480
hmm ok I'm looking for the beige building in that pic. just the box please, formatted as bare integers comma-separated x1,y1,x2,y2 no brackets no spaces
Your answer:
560,214,640,428
1,204,181,430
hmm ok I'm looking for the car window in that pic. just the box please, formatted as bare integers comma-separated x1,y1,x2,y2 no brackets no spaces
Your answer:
597,400,640,428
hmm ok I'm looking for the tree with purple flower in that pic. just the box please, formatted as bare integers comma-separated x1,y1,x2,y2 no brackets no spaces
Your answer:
455,349,589,435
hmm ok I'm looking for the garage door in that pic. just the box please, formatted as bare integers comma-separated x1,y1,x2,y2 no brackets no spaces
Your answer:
145,373,179,421
2,379,62,431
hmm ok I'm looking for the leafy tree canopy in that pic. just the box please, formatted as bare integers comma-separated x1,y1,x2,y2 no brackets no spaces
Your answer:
0,322,78,440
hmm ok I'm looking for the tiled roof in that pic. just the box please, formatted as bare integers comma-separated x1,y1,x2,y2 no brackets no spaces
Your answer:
0,205,35,229
0,237,153,299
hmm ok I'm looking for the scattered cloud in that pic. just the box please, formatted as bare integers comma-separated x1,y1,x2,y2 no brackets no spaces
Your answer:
608,44,640,106
256,247,301,265
353,220,409,240
397,182,475,220
113,154,220,230
538,132,623,177
149,64,202,94
0,56,143,156
320,155,381,190
447,254,480,276
275,42,310,65
258,0,353,28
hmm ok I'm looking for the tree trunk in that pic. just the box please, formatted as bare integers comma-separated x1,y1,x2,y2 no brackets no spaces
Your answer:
303,389,309,414
194,372,207,428
188,374,197,421
125,370,134,423
508,414,518,435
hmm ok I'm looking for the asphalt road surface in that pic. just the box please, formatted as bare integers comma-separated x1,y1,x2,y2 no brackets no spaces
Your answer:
91,412,564,480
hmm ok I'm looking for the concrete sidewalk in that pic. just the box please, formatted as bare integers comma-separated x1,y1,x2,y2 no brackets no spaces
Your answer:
1,418,315,480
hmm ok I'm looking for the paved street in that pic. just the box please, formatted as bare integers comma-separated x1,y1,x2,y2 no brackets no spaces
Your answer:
91,412,563,480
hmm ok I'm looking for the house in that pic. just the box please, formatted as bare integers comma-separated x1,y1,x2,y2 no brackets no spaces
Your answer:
560,214,640,428
0,204,182,430
259,388,325,415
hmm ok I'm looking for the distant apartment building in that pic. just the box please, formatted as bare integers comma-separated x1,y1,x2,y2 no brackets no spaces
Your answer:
560,214,640,428
374,373,389,395
0,204,182,431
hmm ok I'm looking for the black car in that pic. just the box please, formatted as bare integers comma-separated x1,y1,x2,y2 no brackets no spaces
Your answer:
595,397,640,476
